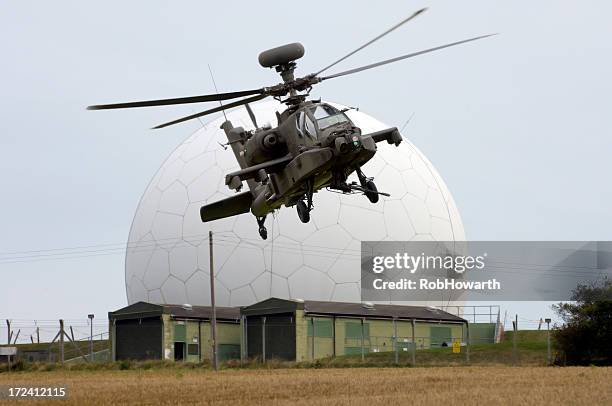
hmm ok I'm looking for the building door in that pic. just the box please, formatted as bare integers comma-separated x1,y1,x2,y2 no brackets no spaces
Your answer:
246,313,296,360
174,342,185,361
265,314,296,360
115,317,162,360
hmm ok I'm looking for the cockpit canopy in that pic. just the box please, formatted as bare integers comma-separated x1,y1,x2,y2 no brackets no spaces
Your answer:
296,103,351,140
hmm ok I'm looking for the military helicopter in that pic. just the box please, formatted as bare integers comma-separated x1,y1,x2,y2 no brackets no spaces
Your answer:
88,8,494,239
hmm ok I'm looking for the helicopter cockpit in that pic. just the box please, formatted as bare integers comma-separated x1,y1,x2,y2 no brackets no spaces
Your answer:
295,103,352,142
312,104,351,130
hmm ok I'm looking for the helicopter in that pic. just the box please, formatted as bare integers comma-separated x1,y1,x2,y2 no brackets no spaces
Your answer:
88,8,494,240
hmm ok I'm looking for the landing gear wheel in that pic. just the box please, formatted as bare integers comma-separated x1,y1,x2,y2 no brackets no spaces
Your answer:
365,180,379,203
256,217,268,240
296,200,310,223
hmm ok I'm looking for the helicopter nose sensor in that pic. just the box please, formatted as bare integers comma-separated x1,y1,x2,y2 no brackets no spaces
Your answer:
258,42,305,68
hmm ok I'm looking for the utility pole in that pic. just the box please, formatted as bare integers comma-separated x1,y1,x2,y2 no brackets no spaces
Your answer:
88,314,95,362
209,230,218,371
545,318,551,365
6,320,10,345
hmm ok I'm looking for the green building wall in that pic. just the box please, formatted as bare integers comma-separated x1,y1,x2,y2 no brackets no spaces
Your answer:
162,317,240,362
114,307,468,363
298,312,466,360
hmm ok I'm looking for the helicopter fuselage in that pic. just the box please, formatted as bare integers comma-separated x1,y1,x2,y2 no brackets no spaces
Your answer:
199,101,402,226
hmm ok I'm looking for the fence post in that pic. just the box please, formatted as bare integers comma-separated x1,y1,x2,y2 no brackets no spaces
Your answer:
311,317,316,361
12,329,20,345
88,314,94,362
59,319,65,365
512,314,518,365
466,322,470,364
261,316,266,364
360,318,365,362
411,319,416,366
393,317,398,365
545,318,551,365
198,320,203,363
240,314,247,365
332,316,336,358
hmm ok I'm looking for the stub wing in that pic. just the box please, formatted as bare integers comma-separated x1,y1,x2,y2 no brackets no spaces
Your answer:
364,127,402,146
224,154,292,190
200,191,253,222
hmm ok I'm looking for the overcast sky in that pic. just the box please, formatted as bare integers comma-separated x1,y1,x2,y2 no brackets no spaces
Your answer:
1,1,610,336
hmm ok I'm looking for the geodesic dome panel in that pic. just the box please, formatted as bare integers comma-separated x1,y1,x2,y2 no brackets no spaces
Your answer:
125,100,465,306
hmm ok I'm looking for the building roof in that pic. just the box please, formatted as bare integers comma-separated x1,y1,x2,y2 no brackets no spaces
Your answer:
304,300,465,322
241,298,465,323
164,304,240,321
110,299,465,323
108,301,240,322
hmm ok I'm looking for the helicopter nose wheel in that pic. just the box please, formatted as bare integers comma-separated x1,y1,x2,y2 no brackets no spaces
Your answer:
257,217,268,240
296,178,314,223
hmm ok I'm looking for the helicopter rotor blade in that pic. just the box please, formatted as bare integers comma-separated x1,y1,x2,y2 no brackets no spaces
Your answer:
87,88,265,110
314,8,427,76
319,34,497,81
313,8,427,77
152,94,268,129
244,103,259,128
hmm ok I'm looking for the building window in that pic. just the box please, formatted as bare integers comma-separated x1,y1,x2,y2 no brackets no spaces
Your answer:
345,321,369,339
430,326,452,347
307,319,333,337
174,324,186,342
187,344,199,356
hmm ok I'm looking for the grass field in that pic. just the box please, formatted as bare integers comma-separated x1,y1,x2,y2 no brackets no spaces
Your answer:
1,366,610,405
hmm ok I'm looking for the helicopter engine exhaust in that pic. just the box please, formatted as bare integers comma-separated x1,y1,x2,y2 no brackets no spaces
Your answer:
244,130,287,165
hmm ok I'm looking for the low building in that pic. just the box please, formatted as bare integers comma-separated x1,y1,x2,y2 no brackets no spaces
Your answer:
108,302,240,362
242,298,467,361
109,299,468,363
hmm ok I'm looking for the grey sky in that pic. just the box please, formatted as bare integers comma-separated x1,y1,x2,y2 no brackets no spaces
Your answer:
1,1,610,332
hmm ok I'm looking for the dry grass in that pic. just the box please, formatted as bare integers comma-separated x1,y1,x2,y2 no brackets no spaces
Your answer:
1,366,610,405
